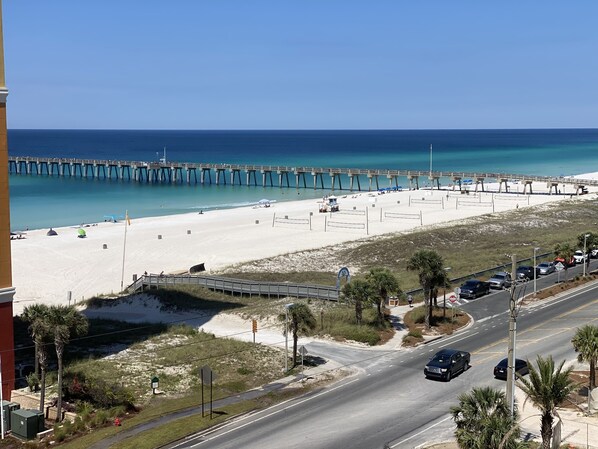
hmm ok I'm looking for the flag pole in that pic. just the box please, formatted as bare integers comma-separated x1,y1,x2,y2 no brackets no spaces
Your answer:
120,211,129,291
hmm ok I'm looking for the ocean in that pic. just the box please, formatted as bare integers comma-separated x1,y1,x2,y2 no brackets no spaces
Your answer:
7,129,598,231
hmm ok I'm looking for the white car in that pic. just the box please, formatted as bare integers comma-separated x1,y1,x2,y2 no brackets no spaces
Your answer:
573,250,587,264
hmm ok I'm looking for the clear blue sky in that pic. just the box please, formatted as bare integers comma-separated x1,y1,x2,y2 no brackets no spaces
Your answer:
4,1,598,130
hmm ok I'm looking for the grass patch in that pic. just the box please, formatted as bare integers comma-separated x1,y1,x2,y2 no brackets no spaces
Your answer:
402,305,470,345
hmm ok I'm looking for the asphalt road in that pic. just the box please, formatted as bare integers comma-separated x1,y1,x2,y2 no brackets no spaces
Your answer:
167,272,598,449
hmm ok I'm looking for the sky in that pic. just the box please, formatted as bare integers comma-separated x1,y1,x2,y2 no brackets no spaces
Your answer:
3,1,598,130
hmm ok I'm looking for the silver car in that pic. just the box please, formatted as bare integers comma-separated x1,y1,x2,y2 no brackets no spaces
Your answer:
536,262,555,275
488,272,512,289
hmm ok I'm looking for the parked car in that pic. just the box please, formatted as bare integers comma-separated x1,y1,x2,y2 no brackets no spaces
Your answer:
488,272,512,289
590,249,598,259
493,358,529,380
536,262,556,275
573,250,587,264
459,279,491,299
554,256,575,268
424,348,471,382
516,265,538,281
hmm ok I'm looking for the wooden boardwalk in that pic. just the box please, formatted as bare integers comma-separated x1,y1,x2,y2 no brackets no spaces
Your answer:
8,155,598,192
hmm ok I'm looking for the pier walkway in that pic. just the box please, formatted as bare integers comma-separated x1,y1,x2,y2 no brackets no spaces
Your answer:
8,155,598,193
128,273,340,301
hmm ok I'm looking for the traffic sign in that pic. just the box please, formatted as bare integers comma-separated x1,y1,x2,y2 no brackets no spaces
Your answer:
200,365,217,384
454,287,461,296
299,346,308,356
555,262,565,272
449,294,458,303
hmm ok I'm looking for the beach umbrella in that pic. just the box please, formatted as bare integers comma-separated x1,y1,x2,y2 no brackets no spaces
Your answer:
78,228,87,238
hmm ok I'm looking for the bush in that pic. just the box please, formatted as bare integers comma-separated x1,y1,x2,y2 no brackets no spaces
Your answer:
407,329,422,338
333,324,381,345
26,372,40,392
53,424,67,443
63,371,136,410
237,366,253,375
91,409,109,428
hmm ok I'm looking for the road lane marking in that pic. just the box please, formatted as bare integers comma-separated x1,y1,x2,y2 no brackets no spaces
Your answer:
389,415,453,448
179,378,361,448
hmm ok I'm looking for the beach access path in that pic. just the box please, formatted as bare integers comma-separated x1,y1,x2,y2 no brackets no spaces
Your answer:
9,174,598,315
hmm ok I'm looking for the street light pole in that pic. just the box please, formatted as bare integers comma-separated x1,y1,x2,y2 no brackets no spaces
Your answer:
506,254,517,417
583,234,590,277
533,247,540,296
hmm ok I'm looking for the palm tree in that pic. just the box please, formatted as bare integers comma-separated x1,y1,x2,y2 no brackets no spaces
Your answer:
554,242,575,281
279,304,316,367
450,386,522,449
22,304,52,411
571,324,598,390
517,355,577,449
341,279,375,325
406,250,447,329
365,268,401,326
48,305,89,422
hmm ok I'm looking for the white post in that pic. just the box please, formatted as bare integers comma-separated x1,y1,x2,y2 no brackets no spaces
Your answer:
533,247,539,295
429,144,433,179
120,211,129,291
583,234,589,277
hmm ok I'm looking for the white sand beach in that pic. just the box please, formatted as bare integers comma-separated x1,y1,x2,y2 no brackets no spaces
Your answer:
9,174,598,315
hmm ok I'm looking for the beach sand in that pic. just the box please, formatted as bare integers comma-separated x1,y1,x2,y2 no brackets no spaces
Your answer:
9,175,598,315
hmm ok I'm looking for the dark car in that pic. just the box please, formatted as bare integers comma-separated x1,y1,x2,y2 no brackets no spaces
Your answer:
516,266,538,281
424,348,471,382
493,358,529,380
459,279,490,299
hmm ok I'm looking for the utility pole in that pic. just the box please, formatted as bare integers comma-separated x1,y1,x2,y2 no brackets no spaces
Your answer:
506,253,517,416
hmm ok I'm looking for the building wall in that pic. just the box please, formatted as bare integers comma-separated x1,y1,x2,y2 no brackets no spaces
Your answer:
0,27,15,399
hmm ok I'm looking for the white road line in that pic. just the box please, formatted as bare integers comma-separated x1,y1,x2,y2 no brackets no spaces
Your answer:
390,415,453,448
439,332,479,348
183,378,360,448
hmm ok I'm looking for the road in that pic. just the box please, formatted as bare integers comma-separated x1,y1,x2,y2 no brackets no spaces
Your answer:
166,269,598,449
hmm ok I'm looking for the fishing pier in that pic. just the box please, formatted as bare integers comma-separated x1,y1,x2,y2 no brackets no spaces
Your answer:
7,156,597,194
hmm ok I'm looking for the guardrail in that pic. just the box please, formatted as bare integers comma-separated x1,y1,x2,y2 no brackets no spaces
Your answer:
126,251,556,303
128,274,340,301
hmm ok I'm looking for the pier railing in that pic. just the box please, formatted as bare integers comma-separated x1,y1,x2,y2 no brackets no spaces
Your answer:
128,273,340,301
8,155,598,190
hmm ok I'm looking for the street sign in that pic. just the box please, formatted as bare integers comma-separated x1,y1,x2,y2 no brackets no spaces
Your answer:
449,294,458,304
454,287,461,296
555,262,565,272
200,365,217,384
299,346,308,356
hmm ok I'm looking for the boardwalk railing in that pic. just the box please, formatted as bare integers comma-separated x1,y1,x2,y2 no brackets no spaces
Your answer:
8,155,598,191
128,274,340,301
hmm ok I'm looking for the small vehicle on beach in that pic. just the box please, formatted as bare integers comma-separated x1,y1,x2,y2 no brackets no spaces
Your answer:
424,348,471,382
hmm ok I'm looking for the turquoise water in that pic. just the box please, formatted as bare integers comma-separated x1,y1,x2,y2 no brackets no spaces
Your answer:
8,129,598,231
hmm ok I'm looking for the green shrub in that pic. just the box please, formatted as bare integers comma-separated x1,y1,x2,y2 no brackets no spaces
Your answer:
407,329,422,338
167,323,197,336
409,306,426,324
333,324,381,345
72,415,86,433
26,372,40,392
237,366,253,375
63,371,136,410
53,424,67,442
91,409,109,428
